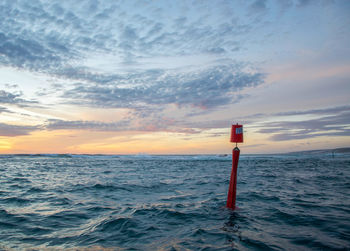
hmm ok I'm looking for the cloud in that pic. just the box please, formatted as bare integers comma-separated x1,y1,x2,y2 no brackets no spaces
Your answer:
274,105,350,116
63,64,264,110
238,105,350,124
46,119,131,131
0,106,12,114
180,119,230,131
45,117,199,134
4,84,19,89
0,90,21,104
0,0,268,121
251,0,268,11
0,1,256,78
1,0,344,82
0,1,91,71
4,104,348,141
0,90,37,106
297,0,312,7
0,123,40,137
256,106,350,141
271,130,350,141
0,32,63,70
54,67,124,85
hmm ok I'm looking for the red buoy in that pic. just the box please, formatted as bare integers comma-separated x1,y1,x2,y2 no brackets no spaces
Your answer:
230,124,243,144
226,147,240,209
227,124,243,210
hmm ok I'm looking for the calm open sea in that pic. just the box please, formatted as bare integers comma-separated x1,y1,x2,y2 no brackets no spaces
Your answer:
0,154,349,250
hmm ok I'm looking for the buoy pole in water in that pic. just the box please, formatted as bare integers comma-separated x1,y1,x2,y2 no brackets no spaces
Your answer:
227,124,243,210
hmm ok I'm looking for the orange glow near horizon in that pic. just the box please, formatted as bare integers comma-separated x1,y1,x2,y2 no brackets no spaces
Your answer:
0,129,232,155
1,128,348,155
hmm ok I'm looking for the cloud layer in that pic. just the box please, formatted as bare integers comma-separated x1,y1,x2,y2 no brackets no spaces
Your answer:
0,0,252,73
256,106,350,141
63,65,264,109
0,0,349,153
0,0,271,113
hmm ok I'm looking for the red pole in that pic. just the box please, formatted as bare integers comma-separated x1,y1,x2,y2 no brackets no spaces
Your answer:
226,146,240,210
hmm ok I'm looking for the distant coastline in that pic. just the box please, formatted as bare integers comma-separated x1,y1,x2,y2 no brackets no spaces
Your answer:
285,147,350,155
0,147,349,156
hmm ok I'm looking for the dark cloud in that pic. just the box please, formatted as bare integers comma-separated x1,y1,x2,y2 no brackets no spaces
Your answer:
0,123,40,137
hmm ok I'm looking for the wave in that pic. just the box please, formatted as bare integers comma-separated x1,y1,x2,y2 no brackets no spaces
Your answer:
0,155,349,250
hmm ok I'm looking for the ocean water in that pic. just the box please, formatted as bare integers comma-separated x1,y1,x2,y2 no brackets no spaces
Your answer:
0,154,349,250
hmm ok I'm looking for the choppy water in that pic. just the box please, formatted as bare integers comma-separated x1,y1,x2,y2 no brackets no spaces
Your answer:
0,154,349,250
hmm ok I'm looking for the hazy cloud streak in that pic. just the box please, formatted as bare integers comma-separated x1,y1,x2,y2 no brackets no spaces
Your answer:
0,123,40,137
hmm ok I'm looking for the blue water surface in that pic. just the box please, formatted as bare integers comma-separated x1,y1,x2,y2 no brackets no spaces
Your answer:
0,154,349,250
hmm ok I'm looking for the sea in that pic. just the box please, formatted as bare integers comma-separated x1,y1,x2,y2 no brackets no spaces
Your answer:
0,153,349,250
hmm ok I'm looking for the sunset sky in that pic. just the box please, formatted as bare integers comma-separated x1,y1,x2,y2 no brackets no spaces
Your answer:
0,0,349,154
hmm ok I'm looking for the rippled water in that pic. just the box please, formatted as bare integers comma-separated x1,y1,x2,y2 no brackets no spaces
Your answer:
0,154,349,250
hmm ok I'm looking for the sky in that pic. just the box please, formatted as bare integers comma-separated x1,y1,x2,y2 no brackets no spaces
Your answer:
0,0,349,154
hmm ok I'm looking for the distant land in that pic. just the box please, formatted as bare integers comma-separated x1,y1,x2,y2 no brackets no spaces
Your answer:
285,147,350,155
